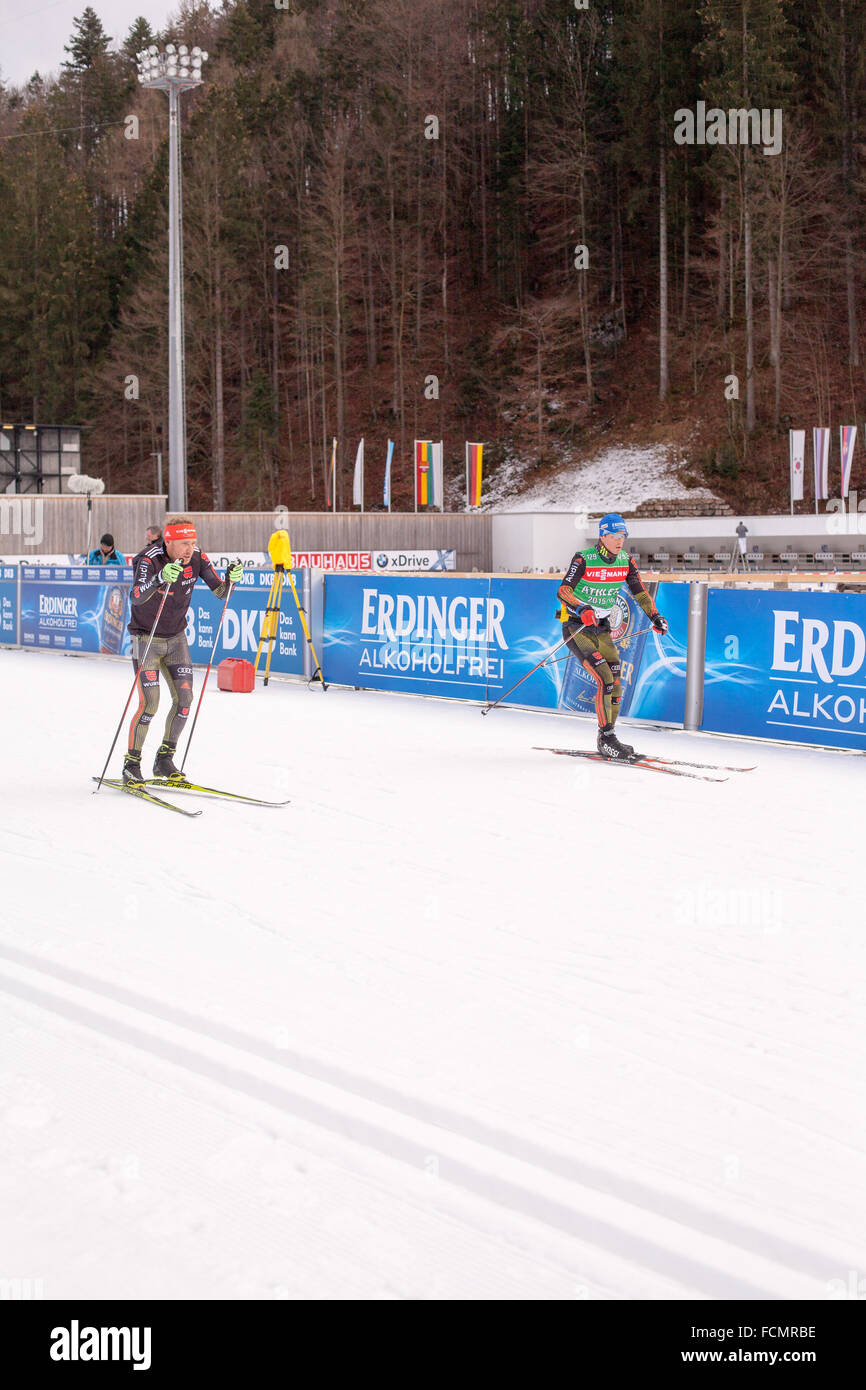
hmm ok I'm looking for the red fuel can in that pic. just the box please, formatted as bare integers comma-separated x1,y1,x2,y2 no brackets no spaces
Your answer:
217,658,255,693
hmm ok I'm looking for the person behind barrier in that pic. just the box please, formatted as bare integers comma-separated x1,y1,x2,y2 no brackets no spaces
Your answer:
557,513,668,763
88,533,124,565
122,518,243,785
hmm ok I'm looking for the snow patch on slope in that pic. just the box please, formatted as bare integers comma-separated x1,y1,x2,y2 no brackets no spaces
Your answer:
479,444,719,513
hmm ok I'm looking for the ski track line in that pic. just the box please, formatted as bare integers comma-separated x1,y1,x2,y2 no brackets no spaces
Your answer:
0,940,841,1300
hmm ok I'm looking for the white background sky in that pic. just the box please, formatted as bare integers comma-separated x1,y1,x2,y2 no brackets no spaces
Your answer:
1,1,181,87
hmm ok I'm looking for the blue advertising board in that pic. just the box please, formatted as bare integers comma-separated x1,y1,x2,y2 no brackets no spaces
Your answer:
323,574,655,712
20,565,133,654
324,575,496,700
629,581,691,723
0,566,18,643
700,587,866,748
184,568,305,676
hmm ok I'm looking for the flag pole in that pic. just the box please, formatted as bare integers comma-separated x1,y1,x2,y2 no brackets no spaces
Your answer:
465,442,469,514
414,441,417,513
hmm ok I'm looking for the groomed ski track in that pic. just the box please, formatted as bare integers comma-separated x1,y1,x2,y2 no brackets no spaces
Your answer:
1,649,863,1299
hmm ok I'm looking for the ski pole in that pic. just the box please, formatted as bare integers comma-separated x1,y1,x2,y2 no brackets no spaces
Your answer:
94,583,171,792
481,634,573,715
180,574,236,774
481,620,668,716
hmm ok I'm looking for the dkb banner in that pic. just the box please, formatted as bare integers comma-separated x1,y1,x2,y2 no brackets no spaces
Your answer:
323,575,653,711
0,566,18,643
20,564,133,654
700,588,866,749
185,568,305,676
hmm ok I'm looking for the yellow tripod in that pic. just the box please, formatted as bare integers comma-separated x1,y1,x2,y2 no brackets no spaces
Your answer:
254,530,327,688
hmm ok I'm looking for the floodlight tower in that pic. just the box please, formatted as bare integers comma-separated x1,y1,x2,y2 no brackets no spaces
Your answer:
136,43,208,512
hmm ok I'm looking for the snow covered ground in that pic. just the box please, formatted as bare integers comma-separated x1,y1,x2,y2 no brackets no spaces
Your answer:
477,443,719,513
1,647,864,1301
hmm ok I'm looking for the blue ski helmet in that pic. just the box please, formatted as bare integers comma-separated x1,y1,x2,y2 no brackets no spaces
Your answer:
598,512,628,539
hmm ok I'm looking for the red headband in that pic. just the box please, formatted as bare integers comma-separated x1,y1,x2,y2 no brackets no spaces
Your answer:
164,523,197,544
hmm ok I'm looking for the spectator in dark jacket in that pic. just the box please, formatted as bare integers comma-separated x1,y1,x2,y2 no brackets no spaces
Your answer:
88,533,124,565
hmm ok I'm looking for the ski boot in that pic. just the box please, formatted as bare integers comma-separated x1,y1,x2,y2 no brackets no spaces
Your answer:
597,725,636,762
122,752,146,785
153,743,184,782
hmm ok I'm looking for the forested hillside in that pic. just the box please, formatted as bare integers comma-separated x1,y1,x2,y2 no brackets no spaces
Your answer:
0,1,863,512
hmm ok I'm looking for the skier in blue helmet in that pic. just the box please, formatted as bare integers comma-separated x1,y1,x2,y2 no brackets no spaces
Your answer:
556,512,668,760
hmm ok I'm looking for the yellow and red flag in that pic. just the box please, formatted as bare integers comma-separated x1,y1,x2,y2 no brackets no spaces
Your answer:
415,439,433,508
466,442,483,508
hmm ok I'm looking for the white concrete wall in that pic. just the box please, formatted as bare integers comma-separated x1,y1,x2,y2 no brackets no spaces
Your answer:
491,511,866,570
491,513,589,571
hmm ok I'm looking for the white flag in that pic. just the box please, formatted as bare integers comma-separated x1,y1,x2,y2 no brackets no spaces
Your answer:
383,440,394,508
352,437,364,508
789,429,805,503
432,441,444,510
813,427,829,501
840,425,857,499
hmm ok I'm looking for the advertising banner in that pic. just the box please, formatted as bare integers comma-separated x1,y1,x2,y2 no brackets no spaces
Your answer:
324,575,496,699
628,582,691,724
371,550,456,572
700,588,866,749
20,565,133,654
323,575,654,712
185,568,305,676
293,551,372,572
0,566,18,643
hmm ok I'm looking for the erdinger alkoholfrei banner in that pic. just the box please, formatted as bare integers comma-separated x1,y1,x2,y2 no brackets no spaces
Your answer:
629,582,866,747
670,587,866,750
840,425,857,499
20,564,133,654
322,574,653,713
628,582,691,724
